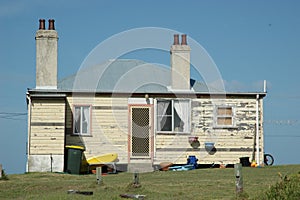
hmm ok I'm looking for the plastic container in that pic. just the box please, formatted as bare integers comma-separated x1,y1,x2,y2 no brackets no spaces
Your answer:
65,145,85,174
187,155,198,169
204,142,215,151
239,157,251,167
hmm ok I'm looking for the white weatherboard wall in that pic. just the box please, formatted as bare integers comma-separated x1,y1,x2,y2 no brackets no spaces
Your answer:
154,97,264,165
65,96,129,164
64,95,264,167
27,98,65,172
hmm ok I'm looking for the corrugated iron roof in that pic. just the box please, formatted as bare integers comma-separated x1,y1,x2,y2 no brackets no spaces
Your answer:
58,59,212,93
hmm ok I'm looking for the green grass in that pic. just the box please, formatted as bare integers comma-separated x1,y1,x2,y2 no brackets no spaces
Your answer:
258,171,300,200
0,165,299,200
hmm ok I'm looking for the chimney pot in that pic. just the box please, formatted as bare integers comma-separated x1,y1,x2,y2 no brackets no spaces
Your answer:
173,34,179,45
48,19,55,30
181,34,187,45
39,19,45,30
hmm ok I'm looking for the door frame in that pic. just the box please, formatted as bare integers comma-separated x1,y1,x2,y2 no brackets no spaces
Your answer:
128,104,154,163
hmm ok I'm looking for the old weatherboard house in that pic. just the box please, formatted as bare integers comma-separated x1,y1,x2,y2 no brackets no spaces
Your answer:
26,19,266,172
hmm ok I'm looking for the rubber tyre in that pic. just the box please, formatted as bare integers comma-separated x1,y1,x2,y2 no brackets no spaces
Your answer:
264,154,274,166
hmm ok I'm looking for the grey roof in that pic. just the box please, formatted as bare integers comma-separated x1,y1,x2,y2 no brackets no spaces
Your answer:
58,59,212,93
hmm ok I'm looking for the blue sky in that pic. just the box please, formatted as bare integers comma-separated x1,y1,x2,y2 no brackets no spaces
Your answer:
0,0,299,174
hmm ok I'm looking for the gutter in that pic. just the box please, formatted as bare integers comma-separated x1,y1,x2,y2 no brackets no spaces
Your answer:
27,88,267,98
28,93,67,98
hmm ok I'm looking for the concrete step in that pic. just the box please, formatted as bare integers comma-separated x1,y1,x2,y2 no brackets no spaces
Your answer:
127,162,154,173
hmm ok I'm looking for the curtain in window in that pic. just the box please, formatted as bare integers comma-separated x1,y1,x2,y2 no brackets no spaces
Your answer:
174,100,189,132
82,107,90,134
157,101,171,131
74,107,81,133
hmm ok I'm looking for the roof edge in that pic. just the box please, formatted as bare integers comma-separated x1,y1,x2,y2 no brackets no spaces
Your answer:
27,88,267,98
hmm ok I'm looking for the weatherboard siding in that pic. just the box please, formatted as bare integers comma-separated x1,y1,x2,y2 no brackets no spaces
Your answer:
26,94,264,172
29,98,65,155
154,97,264,165
190,98,263,164
63,96,264,165
65,96,129,163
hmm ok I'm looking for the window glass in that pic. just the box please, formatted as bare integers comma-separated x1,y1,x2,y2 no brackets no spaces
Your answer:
217,107,232,115
157,99,190,133
74,107,81,134
173,100,189,132
74,106,91,135
157,100,172,131
82,106,90,134
215,106,234,127
217,117,232,125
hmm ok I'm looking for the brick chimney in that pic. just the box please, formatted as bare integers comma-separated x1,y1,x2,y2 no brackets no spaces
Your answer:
170,34,191,90
35,19,58,89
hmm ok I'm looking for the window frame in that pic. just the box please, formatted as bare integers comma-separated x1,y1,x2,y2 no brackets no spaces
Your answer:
73,105,92,136
213,105,236,128
156,99,191,134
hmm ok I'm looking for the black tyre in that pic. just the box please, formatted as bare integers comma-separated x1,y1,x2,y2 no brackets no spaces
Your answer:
264,154,274,166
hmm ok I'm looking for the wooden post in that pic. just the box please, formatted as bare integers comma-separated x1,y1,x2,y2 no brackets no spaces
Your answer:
234,163,243,194
133,172,139,185
50,154,53,173
96,167,102,185
0,164,2,178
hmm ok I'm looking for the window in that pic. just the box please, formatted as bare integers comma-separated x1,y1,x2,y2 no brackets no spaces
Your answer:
214,106,235,127
73,106,91,135
156,99,190,133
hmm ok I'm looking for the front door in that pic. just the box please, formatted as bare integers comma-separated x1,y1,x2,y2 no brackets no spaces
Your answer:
129,106,152,159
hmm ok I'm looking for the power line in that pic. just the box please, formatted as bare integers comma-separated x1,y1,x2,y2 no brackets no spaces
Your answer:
0,112,27,115
264,120,300,126
0,112,27,121
265,135,300,138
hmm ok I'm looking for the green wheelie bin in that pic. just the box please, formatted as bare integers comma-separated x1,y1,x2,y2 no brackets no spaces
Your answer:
65,145,85,174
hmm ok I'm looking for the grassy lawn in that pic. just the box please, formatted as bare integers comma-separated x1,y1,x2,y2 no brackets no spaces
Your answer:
0,165,299,199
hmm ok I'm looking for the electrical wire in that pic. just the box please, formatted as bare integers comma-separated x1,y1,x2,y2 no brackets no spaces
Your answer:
265,135,300,138
264,120,300,126
0,112,27,121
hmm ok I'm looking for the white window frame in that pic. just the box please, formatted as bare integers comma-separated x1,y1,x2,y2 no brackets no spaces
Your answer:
73,105,91,135
156,99,191,134
214,105,236,128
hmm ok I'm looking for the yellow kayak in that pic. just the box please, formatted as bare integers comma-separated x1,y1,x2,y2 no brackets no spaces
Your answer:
86,153,118,165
